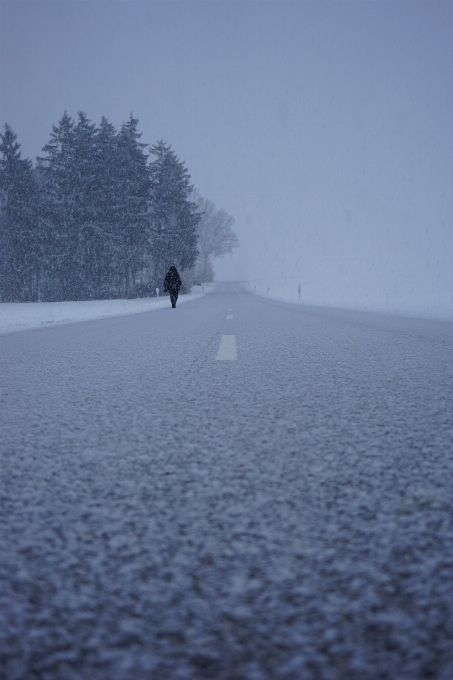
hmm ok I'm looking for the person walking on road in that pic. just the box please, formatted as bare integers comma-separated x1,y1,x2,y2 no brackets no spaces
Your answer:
164,266,182,308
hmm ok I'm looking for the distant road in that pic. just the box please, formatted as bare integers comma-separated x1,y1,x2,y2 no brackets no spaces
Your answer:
1,283,453,679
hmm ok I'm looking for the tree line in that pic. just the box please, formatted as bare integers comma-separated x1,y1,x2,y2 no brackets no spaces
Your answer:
0,112,238,302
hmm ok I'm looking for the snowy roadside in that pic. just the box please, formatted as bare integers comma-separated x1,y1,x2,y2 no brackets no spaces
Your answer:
243,281,453,321
0,285,211,335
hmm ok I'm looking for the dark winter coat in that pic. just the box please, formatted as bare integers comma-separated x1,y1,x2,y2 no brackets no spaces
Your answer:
164,266,181,293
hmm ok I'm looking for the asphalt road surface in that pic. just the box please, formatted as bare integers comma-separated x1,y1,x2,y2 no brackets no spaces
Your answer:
1,284,453,680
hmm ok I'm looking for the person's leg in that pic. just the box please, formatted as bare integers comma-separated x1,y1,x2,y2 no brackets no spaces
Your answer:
170,292,176,307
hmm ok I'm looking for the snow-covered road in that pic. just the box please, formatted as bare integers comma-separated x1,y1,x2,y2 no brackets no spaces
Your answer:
1,284,453,679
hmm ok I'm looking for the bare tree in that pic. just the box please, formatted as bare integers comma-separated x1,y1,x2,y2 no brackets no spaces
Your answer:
192,190,239,282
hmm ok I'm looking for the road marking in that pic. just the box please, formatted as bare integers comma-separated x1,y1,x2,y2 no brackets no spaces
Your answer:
227,314,233,319
216,335,237,360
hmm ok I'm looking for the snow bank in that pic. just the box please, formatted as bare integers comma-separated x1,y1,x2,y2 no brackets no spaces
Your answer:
244,280,453,321
0,286,211,335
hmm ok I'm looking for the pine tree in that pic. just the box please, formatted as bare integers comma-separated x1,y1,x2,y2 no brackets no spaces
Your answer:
70,112,99,298
38,111,78,300
115,115,151,297
39,112,105,300
93,116,121,297
0,125,40,301
149,141,200,288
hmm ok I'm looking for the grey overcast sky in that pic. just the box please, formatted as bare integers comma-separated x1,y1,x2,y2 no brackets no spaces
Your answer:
1,1,452,313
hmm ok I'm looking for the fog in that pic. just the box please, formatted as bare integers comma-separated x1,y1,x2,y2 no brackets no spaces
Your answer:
1,1,452,316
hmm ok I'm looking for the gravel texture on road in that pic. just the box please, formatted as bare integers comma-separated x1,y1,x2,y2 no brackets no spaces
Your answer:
1,285,453,679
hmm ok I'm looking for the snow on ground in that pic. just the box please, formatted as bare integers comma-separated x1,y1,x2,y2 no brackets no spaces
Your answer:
244,281,453,321
1,284,453,679
0,286,210,335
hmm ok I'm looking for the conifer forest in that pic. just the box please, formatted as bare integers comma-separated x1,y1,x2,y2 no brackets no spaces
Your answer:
0,113,213,302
